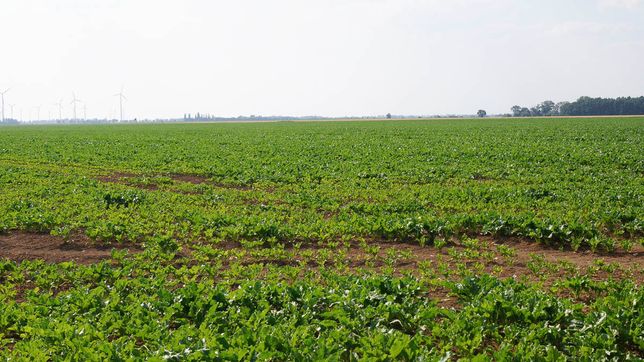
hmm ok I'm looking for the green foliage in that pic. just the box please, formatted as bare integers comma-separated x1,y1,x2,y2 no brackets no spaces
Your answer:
0,119,644,250
0,118,642,359
1,118,641,249
0,260,641,360
103,190,145,208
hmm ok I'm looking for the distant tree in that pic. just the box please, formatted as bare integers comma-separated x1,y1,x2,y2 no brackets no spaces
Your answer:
510,96,644,117
555,96,644,116
386,113,392,119
555,102,569,115
537,100,556,116
519,107,532,117
477,109,487,117
511,105,522,117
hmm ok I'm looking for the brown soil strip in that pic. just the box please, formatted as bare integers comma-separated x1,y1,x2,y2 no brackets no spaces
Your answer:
193,236,643,286
96,172,138,183
193,236,641,308
168,174,209,184
97,172,253,191
486,236,644,269
0,232,140,264
169,174,253,191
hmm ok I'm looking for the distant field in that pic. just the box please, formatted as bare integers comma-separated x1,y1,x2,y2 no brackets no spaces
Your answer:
1,117,643,359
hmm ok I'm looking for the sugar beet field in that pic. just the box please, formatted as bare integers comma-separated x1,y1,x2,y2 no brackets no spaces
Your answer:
0,117,643,360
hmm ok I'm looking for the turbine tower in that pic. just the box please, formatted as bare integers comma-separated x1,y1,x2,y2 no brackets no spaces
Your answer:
0,88,10,122
114,87,127,122
54,99,63,121
70,93,82,121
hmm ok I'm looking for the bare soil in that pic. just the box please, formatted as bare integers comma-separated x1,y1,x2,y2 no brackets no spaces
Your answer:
485,236,643,269
0,232,140,264
2,229,640,284
168,174,209,184
201,236,643,285
182,237,641,308
1,231,640,309
97,172,253,191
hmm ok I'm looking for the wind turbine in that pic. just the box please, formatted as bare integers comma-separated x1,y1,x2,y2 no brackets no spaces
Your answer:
9,104,15,120
54,99,63,120
114,86,126,122
0,88,10,122
83,102,87,121
70,92,82,121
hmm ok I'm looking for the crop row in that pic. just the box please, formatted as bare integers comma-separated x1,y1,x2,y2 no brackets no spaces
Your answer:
1,256,641,360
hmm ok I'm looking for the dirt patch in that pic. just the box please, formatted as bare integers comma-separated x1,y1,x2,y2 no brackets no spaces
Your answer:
485,236,644,270
96,172,138,183
211,182,253,191
97,172,254,192
193,236,641,308
190,236,643,286
96,172,160,191
169,174,253,191
168,174,209,185
0,232,140,264
427,286,460,309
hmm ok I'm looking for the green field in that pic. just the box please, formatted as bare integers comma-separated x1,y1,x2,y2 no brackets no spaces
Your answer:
1,118,643,360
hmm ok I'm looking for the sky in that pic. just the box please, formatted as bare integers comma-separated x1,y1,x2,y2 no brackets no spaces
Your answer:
1,0,643,120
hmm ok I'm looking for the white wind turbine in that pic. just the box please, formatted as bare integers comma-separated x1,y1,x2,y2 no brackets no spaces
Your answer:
0,88,10,122
70,92,82,121
114,86,127,122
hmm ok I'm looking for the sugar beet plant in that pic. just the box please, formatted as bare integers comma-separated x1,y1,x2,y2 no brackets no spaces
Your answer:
0,118,641,250
0,117,642,359
0,256,642,360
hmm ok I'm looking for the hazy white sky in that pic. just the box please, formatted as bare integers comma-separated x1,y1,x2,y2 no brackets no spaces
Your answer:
1,0,643,119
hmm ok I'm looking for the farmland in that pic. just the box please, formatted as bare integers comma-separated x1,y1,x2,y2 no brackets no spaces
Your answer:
0,117,643,360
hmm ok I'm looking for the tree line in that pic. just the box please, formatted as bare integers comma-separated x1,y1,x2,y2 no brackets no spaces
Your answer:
511,96,644,117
